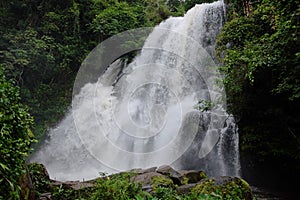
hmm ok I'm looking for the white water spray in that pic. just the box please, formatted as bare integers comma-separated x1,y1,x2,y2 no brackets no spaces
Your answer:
29,1,240,181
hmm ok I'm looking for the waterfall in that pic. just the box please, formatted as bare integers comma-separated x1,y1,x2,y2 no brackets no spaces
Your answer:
29,0,241,181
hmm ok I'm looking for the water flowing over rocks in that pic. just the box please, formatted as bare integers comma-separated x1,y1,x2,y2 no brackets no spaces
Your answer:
29,0,240,182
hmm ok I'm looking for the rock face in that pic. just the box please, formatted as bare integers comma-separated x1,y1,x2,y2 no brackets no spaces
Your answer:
130,165,208,191
178,169,207,183
27,163,253,200
177,183,197,194
131,171,165,186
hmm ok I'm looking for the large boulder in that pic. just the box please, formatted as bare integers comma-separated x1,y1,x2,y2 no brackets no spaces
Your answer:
131,172,165,186
177,183,197,194
131,170,175,194
156,165,177,175
131,167,157,174
156,165,182,185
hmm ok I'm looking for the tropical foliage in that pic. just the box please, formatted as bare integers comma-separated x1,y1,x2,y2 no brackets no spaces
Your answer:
217,0,300,188
0,0,189,139
1,0,299,198
0,65,35,199
0,0,194,198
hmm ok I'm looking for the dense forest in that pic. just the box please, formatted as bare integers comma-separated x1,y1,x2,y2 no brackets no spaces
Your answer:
0,0,299,199
218,0,300,194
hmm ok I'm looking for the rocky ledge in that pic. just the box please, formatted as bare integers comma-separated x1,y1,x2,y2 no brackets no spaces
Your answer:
24,163,253,200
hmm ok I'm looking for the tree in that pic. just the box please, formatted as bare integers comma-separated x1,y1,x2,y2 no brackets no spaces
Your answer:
91,1,147,39
217,0,300,191
183,0,214,11
0,65,35,199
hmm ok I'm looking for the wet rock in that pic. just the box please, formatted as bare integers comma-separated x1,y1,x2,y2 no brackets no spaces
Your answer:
213,176,235,185
39,192,51,200
156,165,176,175
178,170,207,183
177,183,197,194
156,165,182,185
131,172,164,186
151,175,174,189
132,167,157,174
142,185,153,193
131,170,175,192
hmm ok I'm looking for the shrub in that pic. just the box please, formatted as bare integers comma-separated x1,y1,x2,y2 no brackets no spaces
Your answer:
0,65,36,199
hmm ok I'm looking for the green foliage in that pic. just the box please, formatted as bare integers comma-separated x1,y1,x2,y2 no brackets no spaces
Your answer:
152,176,174,191
91,1,147,39
52,185,75,200
90,172,145,200
183,0,215,11
191,178,252,200
0,28,73,135
0,65,35,200
167,0,185,15
27,163,51,195
217,0,300,175
0,0,86,138
23,170,253,200
181,177,189,185
143,0,172,25
52,184,95,200
151,187,182,200
194,100,214,112
0,0,192,140
218,0,300,103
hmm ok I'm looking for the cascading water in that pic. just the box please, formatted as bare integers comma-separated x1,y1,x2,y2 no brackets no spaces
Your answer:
29,0,241,181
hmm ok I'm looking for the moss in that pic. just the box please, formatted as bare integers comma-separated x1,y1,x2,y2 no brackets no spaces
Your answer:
191,178,253,200
181,177,189,185
231,178,253,200
192,179,216,195
152,175,174,191
199,171,208,179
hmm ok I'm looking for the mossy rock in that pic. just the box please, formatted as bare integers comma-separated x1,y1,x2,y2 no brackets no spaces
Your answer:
152,175,175,190
192,177,253,200
179,170,208,184
131,172,164,186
